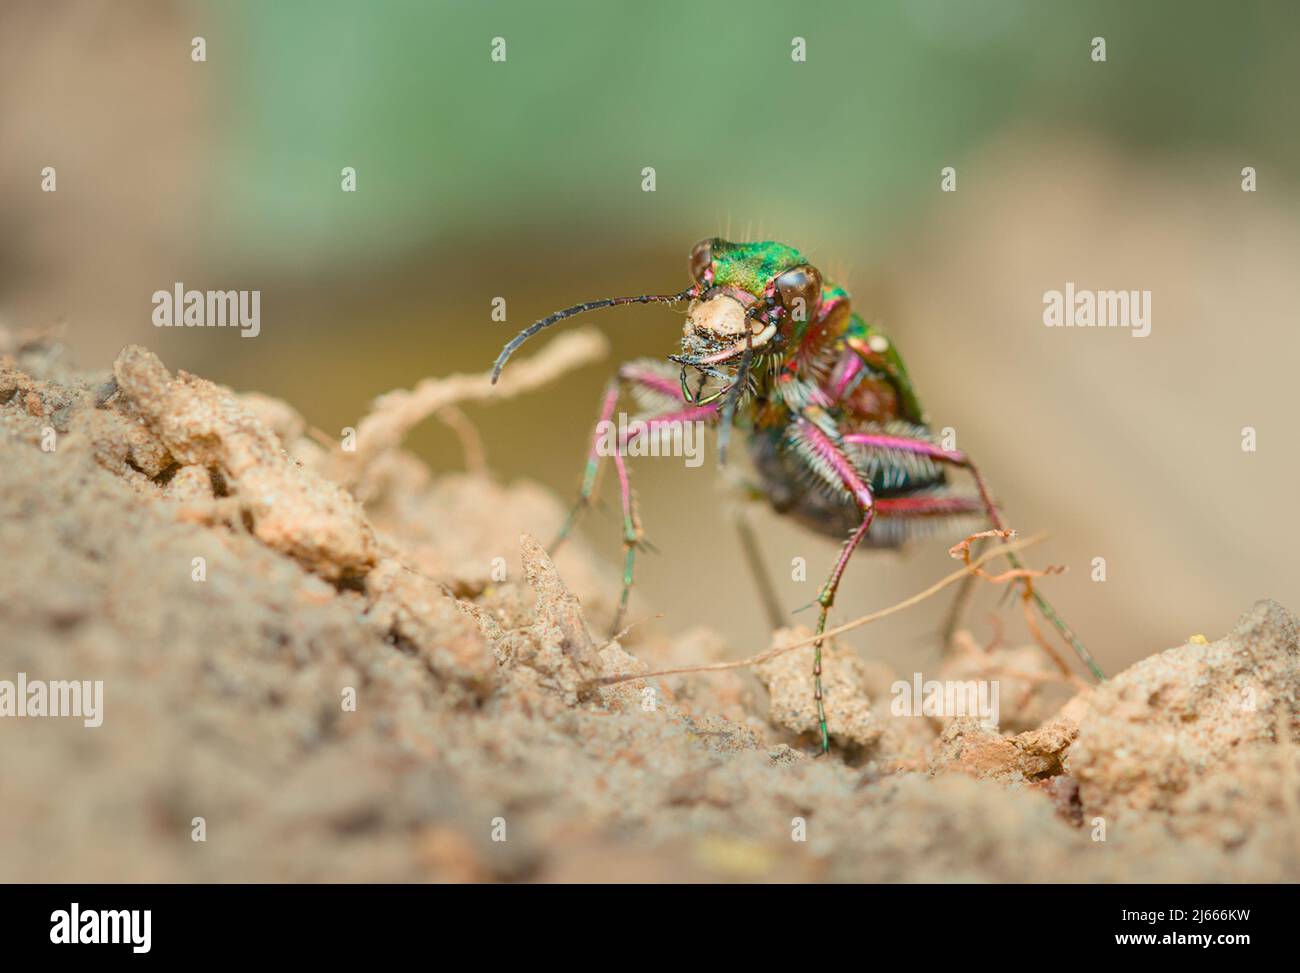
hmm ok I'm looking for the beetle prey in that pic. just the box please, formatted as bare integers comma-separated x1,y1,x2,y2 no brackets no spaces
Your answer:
491,239,1102,754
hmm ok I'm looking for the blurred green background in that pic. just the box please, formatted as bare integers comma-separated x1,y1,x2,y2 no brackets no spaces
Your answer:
4,0,1298,673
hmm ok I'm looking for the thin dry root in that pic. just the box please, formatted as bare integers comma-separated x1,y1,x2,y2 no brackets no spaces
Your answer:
948,528,1017,561
948,528,1075,677
436,404,488,476
341,327,609,479
594,531,1047,687
948,529,1064,586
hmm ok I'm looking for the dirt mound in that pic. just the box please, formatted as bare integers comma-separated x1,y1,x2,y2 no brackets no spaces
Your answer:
1,334,1297,881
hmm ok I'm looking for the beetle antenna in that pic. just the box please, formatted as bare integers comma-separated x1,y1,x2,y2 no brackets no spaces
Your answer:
491,286,697,383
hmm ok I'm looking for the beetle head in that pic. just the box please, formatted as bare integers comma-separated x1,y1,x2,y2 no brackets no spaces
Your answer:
677,238,823,368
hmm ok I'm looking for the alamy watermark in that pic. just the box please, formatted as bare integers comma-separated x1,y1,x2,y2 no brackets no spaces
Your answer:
891,673,999,729
152,282,260,337
595,413,705,468
50,903,150,953
0,673,103,727
1043,282,1151,338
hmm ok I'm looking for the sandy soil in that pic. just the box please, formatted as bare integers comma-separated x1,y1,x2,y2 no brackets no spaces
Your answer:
1,331,1297,882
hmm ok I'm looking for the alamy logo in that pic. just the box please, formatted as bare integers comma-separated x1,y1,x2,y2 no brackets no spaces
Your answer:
50,903,150,953
152,282,261,337
1043,282,1151,338
595,413,705,468
0,673,103,727
890,674,1000,729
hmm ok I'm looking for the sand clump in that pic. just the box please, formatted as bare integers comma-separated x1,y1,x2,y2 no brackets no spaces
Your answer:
1068,600,1300,821
1,333,1298,881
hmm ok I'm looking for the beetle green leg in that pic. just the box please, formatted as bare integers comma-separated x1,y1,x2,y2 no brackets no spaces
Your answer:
549,380,621,556
551,362,708,556
791,414,878,755
812,509,875,754
610,448,640,635
552,364,721,635
732,503,784,631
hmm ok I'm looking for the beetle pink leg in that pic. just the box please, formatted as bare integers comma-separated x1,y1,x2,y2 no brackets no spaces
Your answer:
791,416,877,755
551,364,719,634
840,433,1002,528
842,432,1103,679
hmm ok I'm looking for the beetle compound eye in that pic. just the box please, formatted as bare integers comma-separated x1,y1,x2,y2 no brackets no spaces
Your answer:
773,265,822,323
689,239,714,282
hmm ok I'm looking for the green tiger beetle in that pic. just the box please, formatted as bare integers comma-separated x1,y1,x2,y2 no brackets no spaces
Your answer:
491,238,1104,754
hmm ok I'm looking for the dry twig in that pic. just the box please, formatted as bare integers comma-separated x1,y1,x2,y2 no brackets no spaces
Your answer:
343,328,608,474
596,531,1048,686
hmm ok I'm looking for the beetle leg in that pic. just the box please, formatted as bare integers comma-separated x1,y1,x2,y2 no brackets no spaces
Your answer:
841,432,1104,680
718,467,785,630
733,503,784,630
551,362,702,554
549,379,621,555
839,433,996,519
608,400,721,633
610,446,639,633
552,363,720,635
790,414,877,755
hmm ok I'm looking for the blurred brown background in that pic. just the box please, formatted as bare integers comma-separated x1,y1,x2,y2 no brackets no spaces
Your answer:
3,0,1297,676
